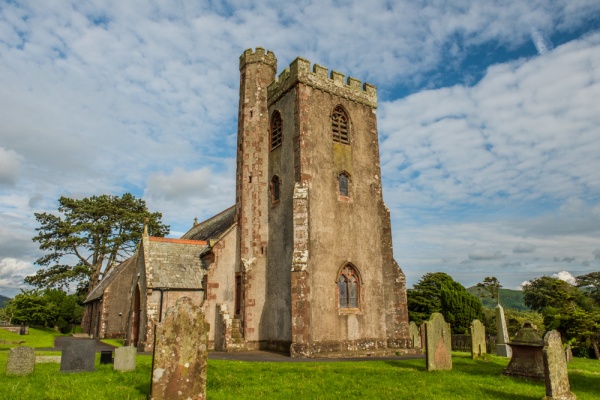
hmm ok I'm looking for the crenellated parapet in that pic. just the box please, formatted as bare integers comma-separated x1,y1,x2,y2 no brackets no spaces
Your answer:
239,47,277,71
268,57,377,108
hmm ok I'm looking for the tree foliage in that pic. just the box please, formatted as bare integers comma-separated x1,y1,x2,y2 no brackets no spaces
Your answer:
7,289,83,332
27,193,169,294
523,275,600,358
577,272,600,305
408,272,483,333
476,276,502,306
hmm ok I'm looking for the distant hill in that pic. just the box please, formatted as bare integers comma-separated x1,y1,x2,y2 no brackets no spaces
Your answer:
467,286,529,310
0,294,10,308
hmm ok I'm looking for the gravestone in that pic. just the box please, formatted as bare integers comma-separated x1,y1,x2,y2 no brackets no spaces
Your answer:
495,304,512,357
60,338,96,372
502,322,544,380
470,319,486,359
565,344,573,363
150,297,210,400
6,346,36,376
114,346,137,371
425,312,452,371
543,330,576,400
409,321,421,349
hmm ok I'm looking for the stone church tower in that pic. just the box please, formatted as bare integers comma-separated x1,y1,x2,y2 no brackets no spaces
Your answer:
235,48,412,357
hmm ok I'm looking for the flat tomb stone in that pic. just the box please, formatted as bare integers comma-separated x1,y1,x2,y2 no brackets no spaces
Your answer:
60,338,96,372
6,346,36,376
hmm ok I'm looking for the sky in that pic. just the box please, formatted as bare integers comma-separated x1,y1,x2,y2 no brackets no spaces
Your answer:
1,0,600,298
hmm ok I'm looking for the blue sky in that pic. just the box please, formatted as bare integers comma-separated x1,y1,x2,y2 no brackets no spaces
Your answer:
1,1,600,298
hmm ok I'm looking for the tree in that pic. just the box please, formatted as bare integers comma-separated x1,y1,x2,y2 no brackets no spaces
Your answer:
523,275,600,358
476,276,502,305
577,272,600,305
9,289,84,332
26,193,169,294
407,272,483,333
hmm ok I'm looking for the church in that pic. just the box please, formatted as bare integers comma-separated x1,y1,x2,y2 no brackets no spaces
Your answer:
82,48,415,358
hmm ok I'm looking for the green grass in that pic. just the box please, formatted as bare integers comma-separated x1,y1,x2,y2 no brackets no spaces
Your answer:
100,338,124,347
0,327,66,349
0,350,597,400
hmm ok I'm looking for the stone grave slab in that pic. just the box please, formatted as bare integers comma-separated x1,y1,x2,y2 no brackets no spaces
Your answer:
114,346,137,371
409,321,421,349
543,330,576,400
6,346,36,376
60,338,96,372
470,319,486,359
150,297,210,400
425,312,452,371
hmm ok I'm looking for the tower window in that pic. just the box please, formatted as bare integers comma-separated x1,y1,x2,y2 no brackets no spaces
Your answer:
338,264,360,310
332,106,349,144
338,172,350,197
270,175,280,203
271,111,283,150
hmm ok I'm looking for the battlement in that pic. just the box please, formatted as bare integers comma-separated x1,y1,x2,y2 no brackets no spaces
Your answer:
268,57,377,108
239,47,277,71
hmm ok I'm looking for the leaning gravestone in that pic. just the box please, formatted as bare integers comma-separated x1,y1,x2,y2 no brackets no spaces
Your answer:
6,346,36,376
495,304,512,357
543,330,576,400
425,312,452,371
60,338,96,372
150,297,210,400
470,319,486,359
114,346,137,371
409,321,422,349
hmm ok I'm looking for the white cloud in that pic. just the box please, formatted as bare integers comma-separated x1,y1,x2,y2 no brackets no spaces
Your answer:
513,243,536,253
469,250,506,261
552,270,577,285
0,147,23,185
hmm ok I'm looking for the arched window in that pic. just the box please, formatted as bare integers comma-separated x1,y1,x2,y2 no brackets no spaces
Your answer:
332,106,349,144
338,172,350,197
270,175,280,203
338,264,360,309
271,111,283,150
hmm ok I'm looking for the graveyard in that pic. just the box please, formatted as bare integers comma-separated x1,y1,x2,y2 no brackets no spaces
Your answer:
1,326,599,399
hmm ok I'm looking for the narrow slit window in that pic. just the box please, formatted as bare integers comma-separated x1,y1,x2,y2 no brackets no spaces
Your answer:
271,111,283,150
271,175,280,203
332,106,349,144
338,172,349,197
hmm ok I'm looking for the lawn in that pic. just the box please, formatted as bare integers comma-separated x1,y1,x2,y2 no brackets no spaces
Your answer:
1,347,598,400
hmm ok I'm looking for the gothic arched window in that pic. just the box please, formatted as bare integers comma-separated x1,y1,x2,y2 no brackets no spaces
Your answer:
338,171,350,197
270,175,280,203
332,106,349,144
271,111,283,150
338,264,360,309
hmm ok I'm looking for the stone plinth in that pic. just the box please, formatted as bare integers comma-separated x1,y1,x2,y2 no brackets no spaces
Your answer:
543,330,576,400
114,346,137,371
6,346,36,376
150,297,210,400
425,312,452,371
60,338,96,372
503,322,544,380
470,319,486,359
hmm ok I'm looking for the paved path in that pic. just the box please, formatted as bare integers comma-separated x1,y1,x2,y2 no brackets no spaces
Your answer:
40,337,425,363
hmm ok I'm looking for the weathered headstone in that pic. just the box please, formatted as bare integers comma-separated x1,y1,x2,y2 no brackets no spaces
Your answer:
114,346,137,371
6,346,36,376
150,297,210,400
565,344,573,363
425,312,452,371
543,330,576,400
503,322,544,380
495,304,512,357
60,338,96,372
470,319,486,359
409,321,421,349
